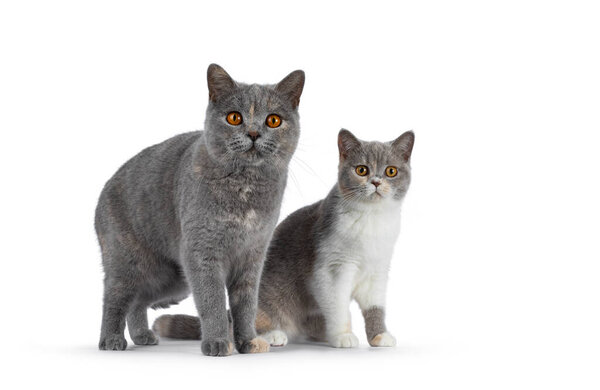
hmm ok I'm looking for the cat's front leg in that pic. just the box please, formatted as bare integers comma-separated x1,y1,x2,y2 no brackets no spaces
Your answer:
313,263,359,348
228,255,269,354
183,250,233,357
354,273,396,347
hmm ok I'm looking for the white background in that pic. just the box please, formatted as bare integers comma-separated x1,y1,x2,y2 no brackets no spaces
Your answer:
1,0,599,389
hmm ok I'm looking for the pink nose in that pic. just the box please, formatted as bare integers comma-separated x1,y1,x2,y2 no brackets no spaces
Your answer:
371,179,381,188
248,130,260,141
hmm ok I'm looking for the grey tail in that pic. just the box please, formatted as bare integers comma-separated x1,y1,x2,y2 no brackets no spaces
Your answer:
152,314,201,340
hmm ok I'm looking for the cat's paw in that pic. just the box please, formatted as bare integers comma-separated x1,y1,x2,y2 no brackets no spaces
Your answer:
237,337,270,354
260,330,288,347
201,338,233,357
328,332,359,348
99,334,128,351
369,332,396,347
132,329,159,346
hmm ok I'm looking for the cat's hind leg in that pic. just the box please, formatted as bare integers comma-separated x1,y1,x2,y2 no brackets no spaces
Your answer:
98,276,136,350
97,233,152,351
127,262,190,345
127,304,158,346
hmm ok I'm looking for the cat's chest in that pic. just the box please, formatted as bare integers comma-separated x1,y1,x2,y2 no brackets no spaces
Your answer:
326,204,402,265
205,179,282,229
233,183,272,204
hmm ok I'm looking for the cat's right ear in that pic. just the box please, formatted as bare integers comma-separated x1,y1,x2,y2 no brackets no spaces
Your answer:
338,129,361,160
207,64,237,102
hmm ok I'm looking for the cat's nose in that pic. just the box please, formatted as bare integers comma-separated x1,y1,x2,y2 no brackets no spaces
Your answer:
371,178,381,187
247,130,260,142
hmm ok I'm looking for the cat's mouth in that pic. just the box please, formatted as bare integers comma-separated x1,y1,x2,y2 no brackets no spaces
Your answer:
369,189,384,200
240,144,266,162
234,139,276,162
245,144,260,154
245,141,275,157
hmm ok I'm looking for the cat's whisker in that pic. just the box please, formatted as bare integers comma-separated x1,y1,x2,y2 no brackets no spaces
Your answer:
287,168,303,198
291,154,321,178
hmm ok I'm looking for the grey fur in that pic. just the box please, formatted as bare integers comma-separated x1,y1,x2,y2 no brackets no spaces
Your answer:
95,64,305,356
154,129,414,346
363,306,387,343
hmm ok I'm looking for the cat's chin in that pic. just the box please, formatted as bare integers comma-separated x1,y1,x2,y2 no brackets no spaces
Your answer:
234,148,269,166
366,191,387,201
353,192,398,208
238,145,278,166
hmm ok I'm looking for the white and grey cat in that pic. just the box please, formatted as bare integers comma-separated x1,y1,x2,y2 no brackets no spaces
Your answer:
154,129,414,348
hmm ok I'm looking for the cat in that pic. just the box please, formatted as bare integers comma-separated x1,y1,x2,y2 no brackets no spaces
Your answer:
95,64,305,356
153,128,414,348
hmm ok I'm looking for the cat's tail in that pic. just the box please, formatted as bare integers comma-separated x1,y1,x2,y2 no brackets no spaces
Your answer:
152,314,202,340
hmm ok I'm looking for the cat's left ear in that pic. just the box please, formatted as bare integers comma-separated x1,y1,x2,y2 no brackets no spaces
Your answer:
392,131,415,162
276,70,305,108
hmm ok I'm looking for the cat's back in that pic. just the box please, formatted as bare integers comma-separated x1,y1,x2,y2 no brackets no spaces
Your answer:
262,199,327,284
95,131,201,233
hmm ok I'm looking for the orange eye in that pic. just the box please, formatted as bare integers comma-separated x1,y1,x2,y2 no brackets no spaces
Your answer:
355,165,369,176
385,166,398,177
226,112,242,125
265,114,281,128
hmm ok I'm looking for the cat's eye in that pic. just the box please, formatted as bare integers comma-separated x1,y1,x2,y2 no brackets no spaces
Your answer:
385,166,398,177
265,114,281,128
355,165,369,176
226,112,243,125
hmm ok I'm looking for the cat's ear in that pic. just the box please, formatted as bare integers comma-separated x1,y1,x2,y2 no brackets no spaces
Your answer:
207,64,237,102
276,70,305,108
392,131,415,162
338,129,361,160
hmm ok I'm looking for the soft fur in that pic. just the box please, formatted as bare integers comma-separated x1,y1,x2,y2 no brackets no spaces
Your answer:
154,129,414,348
95,64,305,356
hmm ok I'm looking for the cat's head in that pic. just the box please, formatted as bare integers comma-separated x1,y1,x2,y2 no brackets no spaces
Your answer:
337,129,415,203
203,64,305,167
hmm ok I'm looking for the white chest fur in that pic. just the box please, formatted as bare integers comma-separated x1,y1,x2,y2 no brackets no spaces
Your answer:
321,199,403,273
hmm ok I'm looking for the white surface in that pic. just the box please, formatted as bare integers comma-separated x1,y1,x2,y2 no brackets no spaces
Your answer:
1,1,599,389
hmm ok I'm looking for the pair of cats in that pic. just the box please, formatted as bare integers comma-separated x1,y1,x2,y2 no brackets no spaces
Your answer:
95,64,415,356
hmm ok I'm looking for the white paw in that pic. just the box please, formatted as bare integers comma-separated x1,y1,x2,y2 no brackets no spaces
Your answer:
261,330,288,347
369,332,396,347
329,332,359,348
